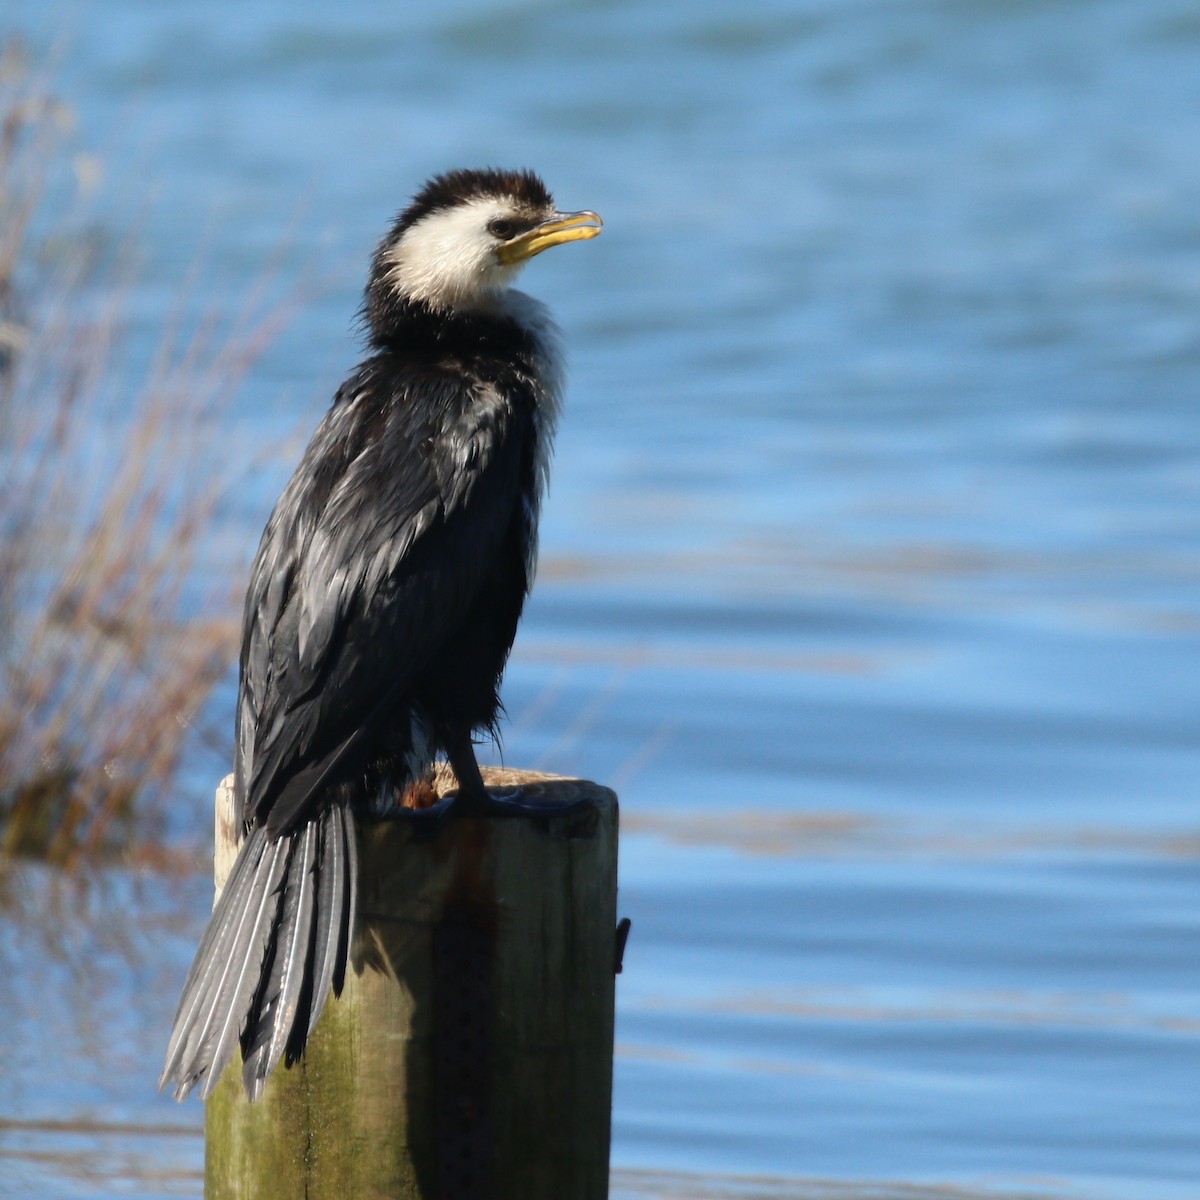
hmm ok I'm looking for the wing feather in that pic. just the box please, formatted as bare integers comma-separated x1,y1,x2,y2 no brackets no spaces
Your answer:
235,360,531,835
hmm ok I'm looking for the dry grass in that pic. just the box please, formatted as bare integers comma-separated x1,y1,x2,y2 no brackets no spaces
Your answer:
0,41,286,869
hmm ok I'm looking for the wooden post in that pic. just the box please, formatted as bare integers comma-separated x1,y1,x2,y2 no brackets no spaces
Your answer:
204,767,619,1200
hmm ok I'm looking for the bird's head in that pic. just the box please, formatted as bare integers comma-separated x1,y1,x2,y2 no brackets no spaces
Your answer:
365,168,602,331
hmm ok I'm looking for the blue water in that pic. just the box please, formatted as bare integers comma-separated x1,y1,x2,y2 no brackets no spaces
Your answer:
2,2,1199,1197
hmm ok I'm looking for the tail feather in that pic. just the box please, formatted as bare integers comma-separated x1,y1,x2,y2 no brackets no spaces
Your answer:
336,802,358,995
196,836,291,1099
241,820,319,1098
160,802,357,1102
301,803,347,1043
160,826,272,1086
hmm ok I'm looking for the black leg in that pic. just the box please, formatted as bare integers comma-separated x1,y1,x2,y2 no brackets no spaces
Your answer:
392,732,594,833
446,732,592,819
386,733,488,838
446,732,493,814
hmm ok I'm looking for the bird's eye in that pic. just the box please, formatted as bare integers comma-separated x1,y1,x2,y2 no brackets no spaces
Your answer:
487,217,516,239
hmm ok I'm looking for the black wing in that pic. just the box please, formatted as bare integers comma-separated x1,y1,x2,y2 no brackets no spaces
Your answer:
235,358,530,836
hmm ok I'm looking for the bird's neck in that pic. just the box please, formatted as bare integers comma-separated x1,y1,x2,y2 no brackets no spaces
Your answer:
365,291,563,399
368,291,519,351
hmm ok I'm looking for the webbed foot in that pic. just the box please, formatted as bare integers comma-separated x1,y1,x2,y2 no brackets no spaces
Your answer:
394,735,594,837
450,785,591,820
390,786,589,838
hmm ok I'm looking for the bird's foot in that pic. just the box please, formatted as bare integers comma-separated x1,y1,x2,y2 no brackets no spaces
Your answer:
392,784,591,837
451,785,587,819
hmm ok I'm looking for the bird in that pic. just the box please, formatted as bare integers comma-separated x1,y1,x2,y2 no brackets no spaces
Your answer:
160,167,601,1102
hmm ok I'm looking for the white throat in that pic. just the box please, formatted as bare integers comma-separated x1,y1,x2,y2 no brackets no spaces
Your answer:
383,196,525,312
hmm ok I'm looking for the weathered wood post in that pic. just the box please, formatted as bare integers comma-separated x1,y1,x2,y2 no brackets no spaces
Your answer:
204,767,620,1200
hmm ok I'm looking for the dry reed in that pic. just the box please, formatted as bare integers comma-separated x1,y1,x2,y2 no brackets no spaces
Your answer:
0,40,286,869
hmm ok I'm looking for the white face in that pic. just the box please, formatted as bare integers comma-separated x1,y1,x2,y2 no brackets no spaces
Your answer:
381,195,534,312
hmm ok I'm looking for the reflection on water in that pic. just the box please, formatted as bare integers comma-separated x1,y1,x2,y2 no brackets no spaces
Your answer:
624,809,1200,861
4,0,1200,1197
0,1116,200,1199
612,1168,1074,1200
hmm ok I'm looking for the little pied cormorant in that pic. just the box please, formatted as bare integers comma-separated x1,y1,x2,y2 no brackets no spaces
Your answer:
160,168,601,1102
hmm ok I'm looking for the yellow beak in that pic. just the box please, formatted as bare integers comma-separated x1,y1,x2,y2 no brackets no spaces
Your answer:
498,210,603,264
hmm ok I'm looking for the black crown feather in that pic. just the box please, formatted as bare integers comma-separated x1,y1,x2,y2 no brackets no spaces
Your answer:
392,168,553,237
